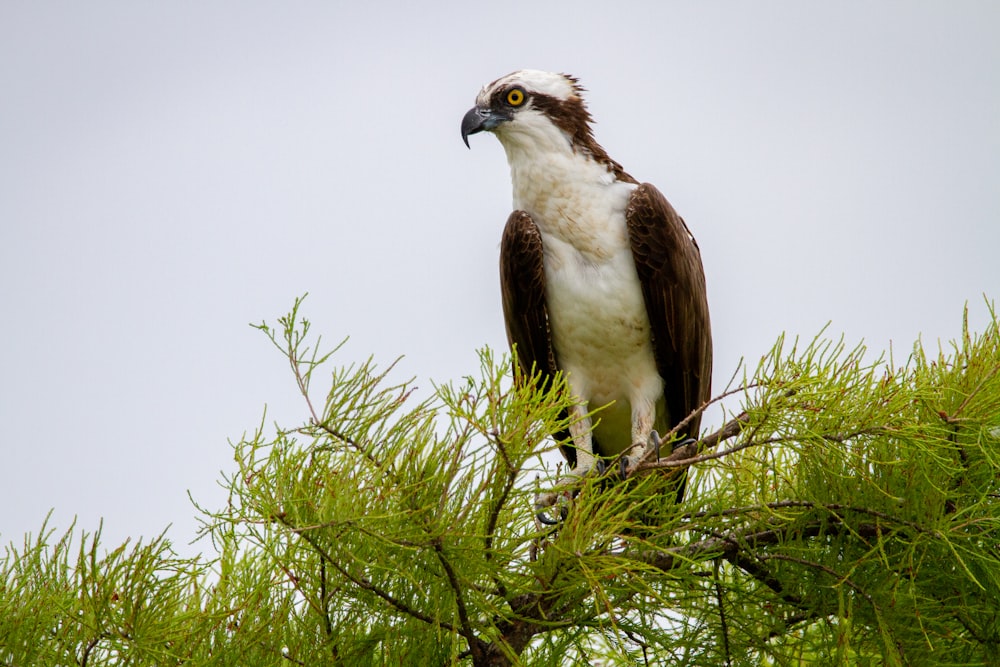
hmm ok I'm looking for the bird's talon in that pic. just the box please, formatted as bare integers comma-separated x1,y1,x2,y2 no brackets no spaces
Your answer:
673,437,697,453
536,505,568,526
536,509,558,526
534,487,573,525
618,455,630,480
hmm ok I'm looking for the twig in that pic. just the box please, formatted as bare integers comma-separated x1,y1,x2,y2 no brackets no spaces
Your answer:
683,500,940,538
657,384,760,448
949,362,1000,421
713,559,733,667
277,516,463,636
634,520,885,574
629,411,750,477
432,538,484,655
484,431,520,599
319,559,333,640
760,553,882,618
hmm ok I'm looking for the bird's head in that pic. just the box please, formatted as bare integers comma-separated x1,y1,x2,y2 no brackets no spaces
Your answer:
461,70,595,151
461,70,631,181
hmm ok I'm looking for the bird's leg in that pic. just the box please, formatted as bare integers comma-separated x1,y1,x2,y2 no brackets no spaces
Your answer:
561,402,598,479
618,399,658,479
535,404,596,518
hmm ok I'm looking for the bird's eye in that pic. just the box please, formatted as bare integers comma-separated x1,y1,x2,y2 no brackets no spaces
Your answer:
506,88,526,106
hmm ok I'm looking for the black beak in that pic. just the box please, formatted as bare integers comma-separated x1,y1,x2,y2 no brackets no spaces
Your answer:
461,106,489,148
461,106,510,148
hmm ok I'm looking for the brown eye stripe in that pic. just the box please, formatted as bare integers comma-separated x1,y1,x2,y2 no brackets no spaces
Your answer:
528,92,636,184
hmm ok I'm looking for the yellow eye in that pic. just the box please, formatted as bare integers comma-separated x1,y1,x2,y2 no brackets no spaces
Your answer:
506,88,525,106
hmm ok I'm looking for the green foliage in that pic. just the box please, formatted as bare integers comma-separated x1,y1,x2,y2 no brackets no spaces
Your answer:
2,298,998,666
681,310,1000,667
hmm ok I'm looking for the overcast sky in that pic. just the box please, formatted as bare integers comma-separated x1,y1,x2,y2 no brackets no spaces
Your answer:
2,2,998,556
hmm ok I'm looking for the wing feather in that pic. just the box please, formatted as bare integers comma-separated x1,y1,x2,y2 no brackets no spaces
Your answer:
625,183,713,441
499,211,574,462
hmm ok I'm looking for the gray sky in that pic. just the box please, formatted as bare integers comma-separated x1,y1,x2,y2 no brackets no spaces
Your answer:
2,2,998,555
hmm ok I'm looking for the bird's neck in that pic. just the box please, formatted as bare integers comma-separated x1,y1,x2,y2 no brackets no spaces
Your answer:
499,137,637,261
502,141,620,217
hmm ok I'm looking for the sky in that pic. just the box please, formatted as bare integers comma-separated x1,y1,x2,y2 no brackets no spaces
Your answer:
2,2,998,557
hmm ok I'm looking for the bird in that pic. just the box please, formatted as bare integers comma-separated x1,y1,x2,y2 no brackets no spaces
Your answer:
461,70,712,512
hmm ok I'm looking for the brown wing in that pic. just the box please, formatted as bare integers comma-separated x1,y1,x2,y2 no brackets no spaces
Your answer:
499,211,574,460
626,183,713,442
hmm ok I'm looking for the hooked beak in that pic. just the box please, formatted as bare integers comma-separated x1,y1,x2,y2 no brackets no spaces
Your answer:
461,105,511,148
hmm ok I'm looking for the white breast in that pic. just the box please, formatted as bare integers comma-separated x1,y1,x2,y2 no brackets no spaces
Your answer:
507,148,665,455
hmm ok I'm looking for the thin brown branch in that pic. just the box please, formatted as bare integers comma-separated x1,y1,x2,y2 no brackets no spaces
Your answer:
723,548,804,607
434,539,479,653
635,424,888,476
700,410,753,451
628,410,750,478
950,362,1000,421
286,334,405,482
760,553,881,617
684,500,940,538
627,516,900,639
764,612,818,641
713,559,733,667
277,517,463,635
634,520,885,574
647,437,760,470
485,433,519,545
695,524,809,609
484,430,520,600
319,559,333,640
279,650,307,665
303,421,399,483
658,384,760,447
80,634,101,667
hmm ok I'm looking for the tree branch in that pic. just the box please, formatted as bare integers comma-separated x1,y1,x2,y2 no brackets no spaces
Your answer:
634,518,886,577
629,410,750,477
713,559,733,667
277,517,464,636
432,538,490,663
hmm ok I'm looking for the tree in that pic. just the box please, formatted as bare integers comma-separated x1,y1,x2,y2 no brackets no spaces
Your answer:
2,298,998,666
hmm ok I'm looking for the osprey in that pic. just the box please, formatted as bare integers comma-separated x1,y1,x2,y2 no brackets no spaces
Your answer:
461,70,712,507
